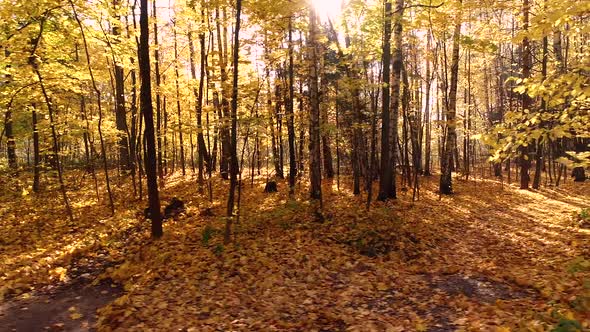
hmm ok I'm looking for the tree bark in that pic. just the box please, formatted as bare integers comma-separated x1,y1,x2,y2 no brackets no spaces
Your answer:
308,7,322,202
140,0,163,237
152,0,164,181
519,0,532,189
32,104,40,192
5,108,17,169
112,0,130,170
377,0,394,201
286,19,297,194
172,14,185,176
440,4,461,195
225,0,242,244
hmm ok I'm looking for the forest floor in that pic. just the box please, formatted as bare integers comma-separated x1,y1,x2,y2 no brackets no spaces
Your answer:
0,170,589,331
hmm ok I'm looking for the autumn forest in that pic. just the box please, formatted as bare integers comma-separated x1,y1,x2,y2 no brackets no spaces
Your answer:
0,0,589,330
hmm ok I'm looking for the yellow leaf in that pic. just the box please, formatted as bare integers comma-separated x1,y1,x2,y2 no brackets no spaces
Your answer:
70,312,83,320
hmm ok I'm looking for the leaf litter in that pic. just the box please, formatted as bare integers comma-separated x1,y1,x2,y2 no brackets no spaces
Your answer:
0,172,589,331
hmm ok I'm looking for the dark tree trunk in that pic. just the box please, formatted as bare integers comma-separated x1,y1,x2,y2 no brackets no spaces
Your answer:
423,32,433,176
5,109,17,169
308,7,322,202
225,0,242,244
520,0,532,189
533,30,548,189
113,0,130,170
140,0,163,237
286,19,297,194
377,0,394,201
440,6,461,195
32,104,40,192
572,138,586,182
152,0,163,181
321,103,334,179
172,17,185,176
273,80,285,179
188,1,211,188
216,7,231,180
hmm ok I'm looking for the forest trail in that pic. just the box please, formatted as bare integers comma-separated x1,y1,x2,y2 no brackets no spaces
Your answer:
0,174,588,331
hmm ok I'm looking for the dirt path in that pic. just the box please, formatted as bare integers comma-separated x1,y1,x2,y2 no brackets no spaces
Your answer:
0,251,123,332
0,278,121,332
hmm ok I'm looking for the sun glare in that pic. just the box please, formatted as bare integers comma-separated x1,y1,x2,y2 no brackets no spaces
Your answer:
311,0,344,20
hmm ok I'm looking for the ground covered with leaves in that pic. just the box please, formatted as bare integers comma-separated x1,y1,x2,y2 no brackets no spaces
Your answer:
0,171,589,331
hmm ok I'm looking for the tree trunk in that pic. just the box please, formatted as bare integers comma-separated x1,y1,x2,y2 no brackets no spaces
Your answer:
308,7,322,202
29,18,74,222
286,19,297,194
321,100,334,179
440,4,461,195
152,0,164,181
225,0,242,244
533,30,548,189
519,0,532,189
71,1,115,214
188,1,211,187
423,32,433,176
172,15,185,176
113,0,130,170
32,104,40,192
5,108,17,169
377,0,394,201
216,7,231,180
140,0,163,237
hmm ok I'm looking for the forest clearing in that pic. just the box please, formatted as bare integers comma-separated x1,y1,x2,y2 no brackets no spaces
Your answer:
1,0,589,330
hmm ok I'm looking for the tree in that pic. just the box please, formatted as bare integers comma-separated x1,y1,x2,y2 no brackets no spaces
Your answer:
139,0,162,238
308,6,322,202
286,18,297,194
225,0,242,244
440,0,461,195
112,0,130,171
519,0,532,190
377,0,394,201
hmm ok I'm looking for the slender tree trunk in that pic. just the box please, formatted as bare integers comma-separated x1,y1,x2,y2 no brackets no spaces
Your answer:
440,4,461,195
273,79,285,178
71,1,115,214
308,7,322,202
225,0,242,244
377,0,394,201
172,15,185,176
5,108,17,169
533,29,548,189
152,0,164,181
32,104,40,192
321,98,334,179
216,7,231,180
423,32,433,176
113,0,130,170
286,19,297,194
464,47,471,179
80,96,100,199
189,1,211,187
28,19,73,222
128,1,140,197
140,0,163,237
520,0,532,189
